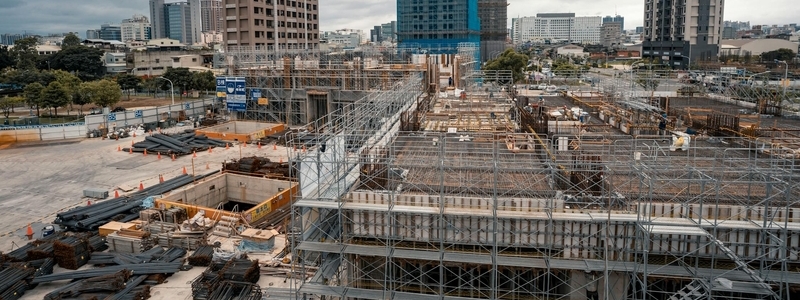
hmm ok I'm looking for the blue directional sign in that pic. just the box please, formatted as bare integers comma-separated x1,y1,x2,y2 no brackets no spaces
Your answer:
107,113,116,121
251,89,261,99
134,110,143,118
185,103,191,110
216,77,227,101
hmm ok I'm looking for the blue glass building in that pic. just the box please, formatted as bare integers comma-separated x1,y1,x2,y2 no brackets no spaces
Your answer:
397,0,481,54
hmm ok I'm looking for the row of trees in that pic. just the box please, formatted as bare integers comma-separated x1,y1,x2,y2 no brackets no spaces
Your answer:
115,68,216,100
0,34,105,81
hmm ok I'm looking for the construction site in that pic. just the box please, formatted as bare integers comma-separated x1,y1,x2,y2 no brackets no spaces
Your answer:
213,44,800,300
0,44,798,300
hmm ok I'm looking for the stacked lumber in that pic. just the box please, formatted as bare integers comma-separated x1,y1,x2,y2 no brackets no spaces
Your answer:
122,131,227,156
187,246,214,266
163,207,188,224
106,231,153,254
53,236,90,270
143,221,180,235
156,231,205,250
139,209,162,223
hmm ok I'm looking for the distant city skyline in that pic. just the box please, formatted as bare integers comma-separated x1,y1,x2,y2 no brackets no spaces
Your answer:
0,0,796,37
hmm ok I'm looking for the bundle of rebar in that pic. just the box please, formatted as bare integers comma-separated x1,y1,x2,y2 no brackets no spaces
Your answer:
122,131,227,156
223,156,293,178
151,247,186,263
29,258,55,278
207,281,262,300
31,262,182,284
55,173,218,232
53,236,90,270
0,266,33,299
142,221,179,235
43,270,131,300
25,242,54,261
88,235,108,252
219,259,260,283
0,280,27,300
188,246,214,266
191,271,221,300
4,245,33,262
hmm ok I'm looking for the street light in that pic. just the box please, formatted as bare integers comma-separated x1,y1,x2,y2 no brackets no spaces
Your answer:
157,77,175,105
775,59,789,98
677,55,691,70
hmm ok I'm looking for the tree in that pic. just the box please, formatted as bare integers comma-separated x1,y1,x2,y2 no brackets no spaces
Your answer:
483,49,530,83
161,67,194,99
192,71,216,93
46,45,104,80
117,74,142,100
42,81,70,116
85,79,123,108
0,46,13,70
0,96,23,120
11,37,39,70
23,82,45,116
61,33,81,49
761,48,795,62
73,83,93,116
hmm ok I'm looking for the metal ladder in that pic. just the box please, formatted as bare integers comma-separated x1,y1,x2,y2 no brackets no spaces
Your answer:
668,281,705,300
211,204,239,237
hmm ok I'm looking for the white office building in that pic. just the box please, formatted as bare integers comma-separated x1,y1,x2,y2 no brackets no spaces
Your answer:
121,15,152,42
512,13,601,45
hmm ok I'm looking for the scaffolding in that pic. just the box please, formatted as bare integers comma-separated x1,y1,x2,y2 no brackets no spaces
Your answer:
285,60,800,300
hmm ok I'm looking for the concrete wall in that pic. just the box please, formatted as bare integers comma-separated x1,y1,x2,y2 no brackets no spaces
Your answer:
156,173,297,224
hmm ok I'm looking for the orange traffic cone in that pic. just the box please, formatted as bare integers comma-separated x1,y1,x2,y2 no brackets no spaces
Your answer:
243,142,247,148
208,146,212,154
193,151,197,158
258,142,262,149
117,145,121,152
133,132,136,138
129,147,132,154
26,224,33,240
279,158,283,163
114,190,119,198
157,152,162,160
87,200,92,206
115,135,119,141
139,182,144,191
225,143,230,150
143,149,148,157
159,174,164,183
172,154,176,161
273,144,277,151
182,166,187,175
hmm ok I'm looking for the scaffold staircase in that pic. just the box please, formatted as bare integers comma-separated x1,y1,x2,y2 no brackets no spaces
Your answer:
668,281,705,300
211,204,240,238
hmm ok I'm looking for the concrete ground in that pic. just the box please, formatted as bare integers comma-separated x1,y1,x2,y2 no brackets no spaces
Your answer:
0,124,292,253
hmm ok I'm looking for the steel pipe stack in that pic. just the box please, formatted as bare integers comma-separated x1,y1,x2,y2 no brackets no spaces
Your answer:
0,266,34,299
188,245,214,266
123,131,227,156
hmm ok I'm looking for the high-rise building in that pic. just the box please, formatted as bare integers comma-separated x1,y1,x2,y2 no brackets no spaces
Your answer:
121,15,152,42
397,0,481,53
222,0,320,50
1,33,35,46
602,15,624,30
149,0,202,45
512,14,602,45
200,0,223,33
642,0,724,69
478,0,508,62
601,22,622,48
85,30,99,40
149,0,166,39
99,24,122,41
381,21,397,42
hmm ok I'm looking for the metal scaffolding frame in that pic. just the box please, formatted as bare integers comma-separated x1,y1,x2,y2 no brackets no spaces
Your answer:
285,57,800,299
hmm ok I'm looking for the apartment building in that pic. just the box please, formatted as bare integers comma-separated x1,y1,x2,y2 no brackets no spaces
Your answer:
642,0,724,68
222,0,320,50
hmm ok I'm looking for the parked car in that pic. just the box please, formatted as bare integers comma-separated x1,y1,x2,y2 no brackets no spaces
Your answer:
528,85,536,90
538,84,547,90
545,85,558,93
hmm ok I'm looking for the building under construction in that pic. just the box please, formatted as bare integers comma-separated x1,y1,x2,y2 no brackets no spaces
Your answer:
218,45,800,300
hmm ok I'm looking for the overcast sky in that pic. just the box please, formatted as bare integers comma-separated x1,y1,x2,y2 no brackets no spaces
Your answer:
0,0,796,37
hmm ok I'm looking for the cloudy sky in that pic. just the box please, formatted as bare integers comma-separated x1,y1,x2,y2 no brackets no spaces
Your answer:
0,0,796,36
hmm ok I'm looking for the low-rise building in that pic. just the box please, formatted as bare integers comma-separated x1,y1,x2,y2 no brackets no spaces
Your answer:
556,44,587,57
720,38,799,56
131,50,214,76
104,52,127,74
